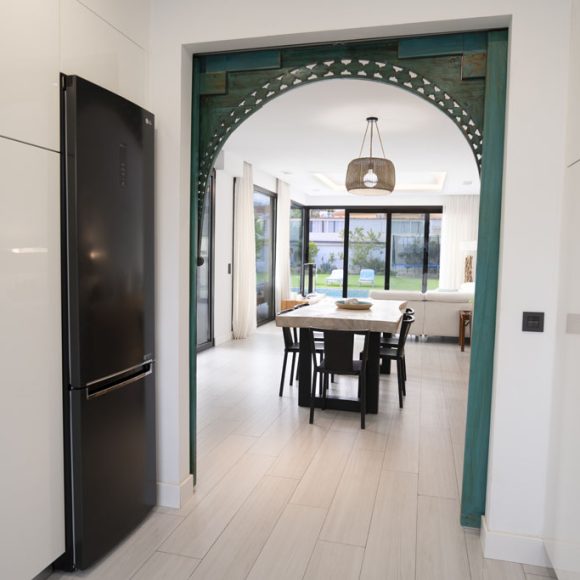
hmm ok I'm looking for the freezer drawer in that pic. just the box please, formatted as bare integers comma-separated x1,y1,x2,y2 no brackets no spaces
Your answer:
68,371,156,569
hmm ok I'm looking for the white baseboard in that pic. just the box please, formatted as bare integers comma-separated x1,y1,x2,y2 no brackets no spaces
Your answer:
481,516,551,568
157,474,194,509
214,332,232,346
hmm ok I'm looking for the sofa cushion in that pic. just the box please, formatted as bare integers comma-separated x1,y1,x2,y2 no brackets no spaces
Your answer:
369,290,425,301
425,290,474,303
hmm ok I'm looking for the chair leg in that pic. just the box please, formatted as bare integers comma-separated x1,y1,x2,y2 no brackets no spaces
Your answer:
289,352,296,386
279,351,288,397
360,374,366,429
310,368,317,424
402,357,407,396
396,358,404,409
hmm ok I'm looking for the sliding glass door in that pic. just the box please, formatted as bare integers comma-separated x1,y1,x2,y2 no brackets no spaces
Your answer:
290,204,304,294
254,187,276,324
390,213,426,291
306,206,442,297
347,212,387,297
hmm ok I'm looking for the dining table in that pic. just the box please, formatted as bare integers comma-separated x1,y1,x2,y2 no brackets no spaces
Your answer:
275,297,406,414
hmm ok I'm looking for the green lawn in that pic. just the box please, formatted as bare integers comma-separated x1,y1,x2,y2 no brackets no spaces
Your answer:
291,273,439,293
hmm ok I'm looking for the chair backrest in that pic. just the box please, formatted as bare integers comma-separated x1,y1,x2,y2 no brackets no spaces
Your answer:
281,326,295,349
329,269,343,279
360,268,374,279
309,329,370,374
396,314,415,356
405,307,415,316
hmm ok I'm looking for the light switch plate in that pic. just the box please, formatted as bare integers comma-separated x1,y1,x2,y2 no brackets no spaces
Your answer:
522,312,544,332
566,313,580,334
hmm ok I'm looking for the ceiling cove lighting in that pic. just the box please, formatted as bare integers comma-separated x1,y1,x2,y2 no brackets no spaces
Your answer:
346,116,395,195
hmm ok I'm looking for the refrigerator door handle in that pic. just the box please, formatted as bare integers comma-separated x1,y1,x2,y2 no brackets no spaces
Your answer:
86,363,153,400
85,361,154,388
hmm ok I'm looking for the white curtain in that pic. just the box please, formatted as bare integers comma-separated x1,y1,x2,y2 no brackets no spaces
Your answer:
439,195,480,290
232,162,257,339
275,179,291,313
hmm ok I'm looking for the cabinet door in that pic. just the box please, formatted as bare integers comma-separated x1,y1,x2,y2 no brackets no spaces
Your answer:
0,138,64,580
0,0,60,151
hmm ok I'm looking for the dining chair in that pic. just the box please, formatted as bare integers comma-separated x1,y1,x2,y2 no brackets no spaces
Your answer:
279,326,300,396
279,324,323,396
380,307,415,375
308,329,371,429
379,314,415,408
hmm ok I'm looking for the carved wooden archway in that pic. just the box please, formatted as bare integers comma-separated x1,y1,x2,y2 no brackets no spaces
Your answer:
189,31,508,529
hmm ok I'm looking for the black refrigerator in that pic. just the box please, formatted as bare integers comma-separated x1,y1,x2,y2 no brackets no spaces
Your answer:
57,75,156,571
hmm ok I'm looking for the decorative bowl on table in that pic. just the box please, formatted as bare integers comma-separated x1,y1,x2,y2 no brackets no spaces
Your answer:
335,298,373,310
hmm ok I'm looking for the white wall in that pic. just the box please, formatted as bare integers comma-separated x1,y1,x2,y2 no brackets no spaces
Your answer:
544,1,580,577
149,0,573,567
0,1,150,577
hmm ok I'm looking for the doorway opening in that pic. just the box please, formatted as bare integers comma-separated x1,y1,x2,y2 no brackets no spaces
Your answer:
190,31,508,529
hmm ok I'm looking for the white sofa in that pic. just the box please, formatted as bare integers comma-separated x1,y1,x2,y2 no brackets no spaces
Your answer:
369,285,474,338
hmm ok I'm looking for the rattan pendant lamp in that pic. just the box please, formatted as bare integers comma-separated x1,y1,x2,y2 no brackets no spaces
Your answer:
346,116,396,195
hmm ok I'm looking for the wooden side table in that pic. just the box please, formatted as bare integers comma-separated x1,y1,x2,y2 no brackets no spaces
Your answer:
459,310,472,352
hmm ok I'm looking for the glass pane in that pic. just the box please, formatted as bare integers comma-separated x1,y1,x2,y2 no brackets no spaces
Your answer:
196,179,212,347
290,207,303,294
428,213,442,290
390,213,426,291
308,209,345,298
254,191,275,324
347,212,387,298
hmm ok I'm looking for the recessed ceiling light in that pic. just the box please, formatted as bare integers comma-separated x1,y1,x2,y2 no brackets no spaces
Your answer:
313,173,346,191
463,180,473,186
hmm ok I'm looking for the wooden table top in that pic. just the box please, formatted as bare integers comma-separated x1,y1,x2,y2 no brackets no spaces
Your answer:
276,298,406,333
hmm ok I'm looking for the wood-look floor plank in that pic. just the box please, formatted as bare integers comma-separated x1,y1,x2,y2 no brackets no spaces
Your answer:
250,406,302,457
159,453,273,559
194,433,258,498
360,470,418,580
130,552,200,580
268,423,330,479
290,430,357,509
416,496,470,580
522,564,557,578
50,513,183,580
246,504,326,580
382,408,420,474
320,449,384,546
483,558,526,580
303,541,364,580
190,475,297,580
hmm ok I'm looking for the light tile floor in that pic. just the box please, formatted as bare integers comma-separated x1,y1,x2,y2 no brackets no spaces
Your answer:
50,323,556,580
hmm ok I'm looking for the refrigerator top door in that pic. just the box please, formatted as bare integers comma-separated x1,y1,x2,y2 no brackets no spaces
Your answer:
63,75,154,389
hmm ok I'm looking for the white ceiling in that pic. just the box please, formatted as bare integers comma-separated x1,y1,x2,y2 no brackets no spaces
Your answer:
222,79,480,202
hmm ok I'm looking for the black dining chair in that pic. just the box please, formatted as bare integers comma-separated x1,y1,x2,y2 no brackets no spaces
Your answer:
279,325,323,396
379,314,415,409
279,326,300,397
308,329,371,429
380,307,415,376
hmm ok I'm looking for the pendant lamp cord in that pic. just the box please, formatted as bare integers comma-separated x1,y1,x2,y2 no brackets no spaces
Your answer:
358,118,387,159
375,119,387,158
358,120,370,158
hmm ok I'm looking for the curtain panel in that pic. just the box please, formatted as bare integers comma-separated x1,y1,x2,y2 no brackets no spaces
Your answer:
232,162,257,338
439,195,480,290
274,180,291,312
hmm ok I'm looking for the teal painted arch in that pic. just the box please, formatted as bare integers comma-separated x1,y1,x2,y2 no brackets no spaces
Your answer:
197,57,483,218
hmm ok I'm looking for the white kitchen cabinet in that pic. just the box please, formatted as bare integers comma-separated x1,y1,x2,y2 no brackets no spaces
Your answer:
0,137,64,580
0,0,60,151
